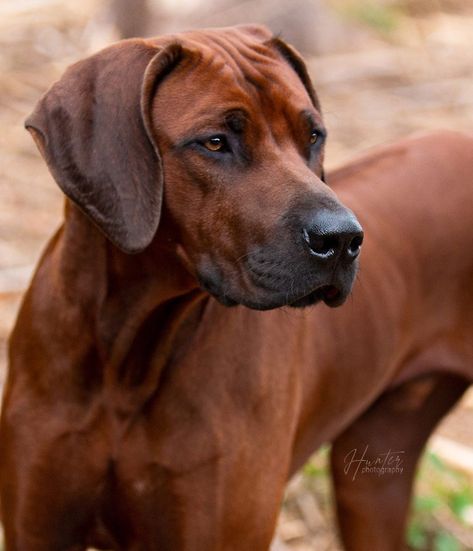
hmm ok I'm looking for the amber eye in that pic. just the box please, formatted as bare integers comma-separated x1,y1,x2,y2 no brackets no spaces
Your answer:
204,136,225,152
310,130,320,145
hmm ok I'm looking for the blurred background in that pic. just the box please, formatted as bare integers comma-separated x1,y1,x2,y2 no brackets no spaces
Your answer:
1,1,473,549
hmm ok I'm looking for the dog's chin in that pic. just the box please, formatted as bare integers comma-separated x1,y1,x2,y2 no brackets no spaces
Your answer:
205,283,350,311
288,285,347,308
197,264,355,311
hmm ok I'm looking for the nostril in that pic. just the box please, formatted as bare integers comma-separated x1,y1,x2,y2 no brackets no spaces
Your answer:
347,233,363,258
303,228,339,258
312,235,339,256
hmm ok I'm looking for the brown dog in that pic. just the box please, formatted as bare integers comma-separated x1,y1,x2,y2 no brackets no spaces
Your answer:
1,24,473,550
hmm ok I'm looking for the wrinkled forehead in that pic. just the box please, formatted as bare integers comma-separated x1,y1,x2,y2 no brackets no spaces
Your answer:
151,28,318,124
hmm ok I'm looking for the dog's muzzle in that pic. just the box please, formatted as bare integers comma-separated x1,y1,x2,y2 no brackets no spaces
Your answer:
198,202,363,311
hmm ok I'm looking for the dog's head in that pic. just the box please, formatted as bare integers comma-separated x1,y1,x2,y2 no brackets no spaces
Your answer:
26,25,362,310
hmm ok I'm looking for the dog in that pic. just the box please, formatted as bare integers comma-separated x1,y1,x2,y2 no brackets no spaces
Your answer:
1,24,472,550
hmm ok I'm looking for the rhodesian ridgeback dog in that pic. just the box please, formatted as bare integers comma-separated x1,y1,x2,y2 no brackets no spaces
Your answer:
1,24,472,550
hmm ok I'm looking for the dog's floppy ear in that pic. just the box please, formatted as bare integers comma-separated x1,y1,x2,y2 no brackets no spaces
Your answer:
26,40,184,253
268,37,321,112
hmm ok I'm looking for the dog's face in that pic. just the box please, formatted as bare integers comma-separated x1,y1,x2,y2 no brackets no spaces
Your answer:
151,28,362,309
26,25,362,311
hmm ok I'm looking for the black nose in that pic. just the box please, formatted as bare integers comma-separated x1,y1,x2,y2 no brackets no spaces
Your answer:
302,209,363,262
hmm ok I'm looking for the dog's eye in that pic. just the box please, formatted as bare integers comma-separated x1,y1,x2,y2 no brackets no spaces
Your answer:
203,136,227,152
310,130,320,145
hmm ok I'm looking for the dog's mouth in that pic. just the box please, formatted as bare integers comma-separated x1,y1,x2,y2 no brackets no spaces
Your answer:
199,272,348,310
235,282,347,310
288,284,343,308
197,254,356,311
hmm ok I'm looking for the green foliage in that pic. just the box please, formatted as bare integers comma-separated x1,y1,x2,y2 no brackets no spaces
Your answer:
407,520,429,549
433,531,461,551
449,487,473,522
331,0,402,36
427,451,446,470
415,494,443,514
406,452,472,550
302,444,330,479
302,461,326,479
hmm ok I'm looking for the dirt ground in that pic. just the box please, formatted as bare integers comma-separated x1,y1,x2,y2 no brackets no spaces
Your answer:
1,1,473,549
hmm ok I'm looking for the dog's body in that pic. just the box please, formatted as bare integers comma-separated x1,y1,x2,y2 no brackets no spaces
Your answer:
1,25,473,551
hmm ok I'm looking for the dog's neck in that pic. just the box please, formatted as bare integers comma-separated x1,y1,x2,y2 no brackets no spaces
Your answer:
58,204,208,415
99,237,204,357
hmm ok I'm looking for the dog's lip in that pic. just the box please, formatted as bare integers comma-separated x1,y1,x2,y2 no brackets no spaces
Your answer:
198,261,350,310
288,284,343,308
245,263,346,305
249,278,347,309
318,284,344,305
205,282,346,311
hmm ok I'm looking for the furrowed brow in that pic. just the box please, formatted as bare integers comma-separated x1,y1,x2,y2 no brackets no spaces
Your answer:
224,109,248,133
301,110,326,134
